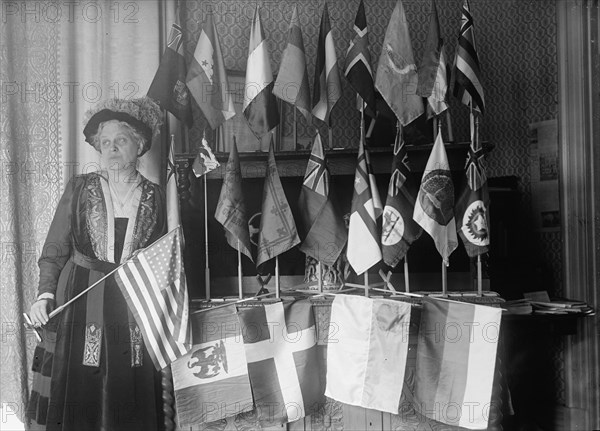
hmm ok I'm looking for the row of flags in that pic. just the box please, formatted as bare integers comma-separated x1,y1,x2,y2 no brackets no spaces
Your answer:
148,0,486,141
171,295,502,429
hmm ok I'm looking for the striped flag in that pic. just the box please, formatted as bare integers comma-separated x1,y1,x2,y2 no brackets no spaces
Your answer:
274,5,311,121
171,305,253,426
256,141,300,269
312,3,342,125
237,300,322,424
417,0,449,117
298,133,347,266
456,122,490,256
192,136,220,177
147,15,193,125
186,12,235,130
453,0,485,114
166,136,181,232
415,297,501,429
382,130,423,268
114,227,191,370
347,136,382,275
243,6,280,140
413,132,458,265
344,0,376,117
375,0,424,126
215,140,253,261
325,295,411,413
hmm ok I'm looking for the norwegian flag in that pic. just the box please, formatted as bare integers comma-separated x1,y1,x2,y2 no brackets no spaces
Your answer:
115,227,191,370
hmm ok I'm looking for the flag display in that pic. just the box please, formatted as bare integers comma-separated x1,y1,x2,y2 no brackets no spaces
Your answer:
297,134,347,266
375,0,424,126
456,123,489,256
186,12,235,130
192,136,220,177
147,16,193,125
325,295,411,413
413,132,458,264
347,137,382,275
274,5,311,121
167,136,181,232
114,227,190,370
453,0,485,114
237,300,322,424
312,3,342,125
171,305,253,426
382,130,423,268
243,6,280,139
256,142,300,268
215,140,253,261
344,0,376,117
415,297,501,429
417,0,449,117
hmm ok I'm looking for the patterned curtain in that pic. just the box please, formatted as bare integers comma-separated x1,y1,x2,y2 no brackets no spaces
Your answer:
0,1,170,425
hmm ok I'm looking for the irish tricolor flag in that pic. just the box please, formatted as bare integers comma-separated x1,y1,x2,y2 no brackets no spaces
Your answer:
414,297,502,429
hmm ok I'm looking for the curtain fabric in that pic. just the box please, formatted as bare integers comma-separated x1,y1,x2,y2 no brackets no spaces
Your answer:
0,1,170,424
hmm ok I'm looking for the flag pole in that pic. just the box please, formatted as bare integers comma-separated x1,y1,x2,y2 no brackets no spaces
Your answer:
360,100,370,298
317,261,323,293
477,255,483,296
472,109,483,297
442,260,448,297
237,239,243,299
204,171,211,300
293,104,297,149
275,256,281,298
404,254,410,293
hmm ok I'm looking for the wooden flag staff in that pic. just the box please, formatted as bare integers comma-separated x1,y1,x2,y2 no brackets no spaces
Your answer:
237,239,243,299
472,111,484,297
204,164,211,300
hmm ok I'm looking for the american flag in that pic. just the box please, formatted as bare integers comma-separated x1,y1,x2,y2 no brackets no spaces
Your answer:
115,227,191,370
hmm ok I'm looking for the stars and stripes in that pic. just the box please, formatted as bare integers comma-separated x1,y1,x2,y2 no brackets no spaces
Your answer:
453,0,485,114
115,227,191,370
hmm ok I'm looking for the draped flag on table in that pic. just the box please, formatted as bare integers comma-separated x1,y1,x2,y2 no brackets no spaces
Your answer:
298,134,347,266
413,132,458,265
453,0,485,114
417,0,449,117
325,295,411,413
243,6,280,139
192,136,220,177
171,305,253,426
375,0,424,126
312,3,342,125
347,137,382,275
147,15,192,125
167,136,181,232
382,130,423,268
455,123,489,256
256,142,300,269
415,297,502,429
186,12,235,130
115,227,190,370
237,300,322,424
215,140,253,261
273,5,311,121
344,0,376,117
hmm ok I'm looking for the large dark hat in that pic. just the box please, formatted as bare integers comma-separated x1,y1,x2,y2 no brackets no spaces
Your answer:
83,97,162,156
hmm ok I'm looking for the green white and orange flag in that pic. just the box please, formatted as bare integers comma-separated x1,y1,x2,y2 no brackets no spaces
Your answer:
215,140,253,262
312,3,342,125
415,297,501,429
417,0,449,117
256,141,300,269
413,132,458,265
347,136,382,275
382,130,423,268
452,0,485,114
186,12,235,130
147,14,193,125
243,6,280,140
274,5,311,122
297,133,347,266
375,0,424,126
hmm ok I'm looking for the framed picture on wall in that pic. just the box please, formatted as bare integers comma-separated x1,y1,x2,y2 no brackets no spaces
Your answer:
216,70,283,153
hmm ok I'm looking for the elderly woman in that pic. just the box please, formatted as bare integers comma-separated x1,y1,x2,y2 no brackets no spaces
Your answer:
27,97,167,430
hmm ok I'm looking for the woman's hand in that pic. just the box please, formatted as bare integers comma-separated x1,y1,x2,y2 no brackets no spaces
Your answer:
30,299,55,327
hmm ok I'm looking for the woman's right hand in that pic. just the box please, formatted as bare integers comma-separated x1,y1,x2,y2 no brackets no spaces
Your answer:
30,299,55,327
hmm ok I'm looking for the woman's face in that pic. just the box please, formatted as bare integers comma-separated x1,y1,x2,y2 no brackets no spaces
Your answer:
98,121,140,172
